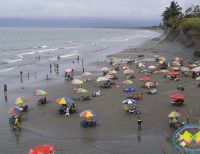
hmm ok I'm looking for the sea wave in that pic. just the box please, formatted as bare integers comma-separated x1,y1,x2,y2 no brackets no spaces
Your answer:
8,59,23,63
0,66,17,73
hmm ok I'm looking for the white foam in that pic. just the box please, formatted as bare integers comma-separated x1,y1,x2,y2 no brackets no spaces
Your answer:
37,48,58,53
8,59,22,63
17,51,36,58
0,66,17,73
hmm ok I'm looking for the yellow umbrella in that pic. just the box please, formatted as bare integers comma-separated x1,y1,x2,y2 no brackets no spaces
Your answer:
178,130,193,145
15,96,30,105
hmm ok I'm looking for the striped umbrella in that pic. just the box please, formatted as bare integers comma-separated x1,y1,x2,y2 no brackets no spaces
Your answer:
122,99,136,105
80,110,96,118
15,96,30,105
56,97,73,106
123,80,133,85
9,107,23,115
168,111,183,118
72,79,83,85
33,90,47,96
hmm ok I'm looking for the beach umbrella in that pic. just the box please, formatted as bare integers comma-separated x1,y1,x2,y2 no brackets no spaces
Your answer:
29,144,55,154
105,74,114,79
123,87,135,93
96,77,109,82
191,67,200,72
123,65,129,70
180,67,190,72
168,72,178,76
122,99,136,105
168,111,183,118
82,72,92,77
76,88,88,94
15,96,30,105
56,97,73,106
190,64,198,68
171,67,180,71
109,70,117,74
123,80,133,85
169,93,184,100
101,67,109,72
123,69,134,75
72,79,83,85
174,57,181,61
172,61,181,67
196,76,200,81
65,68,73,73
148,65,156,69
33,90,47,96
145,82,158,88
80,110,96,118
137,62,145,68
195,60,200,65
8,107,23,115
139,76,150,81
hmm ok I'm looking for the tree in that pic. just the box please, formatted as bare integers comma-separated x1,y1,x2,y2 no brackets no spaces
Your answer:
162,1,183,27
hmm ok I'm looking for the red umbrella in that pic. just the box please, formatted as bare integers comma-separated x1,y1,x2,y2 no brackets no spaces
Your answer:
169,93,184,100
168,72,178,76
65,68,73,73
29,144,55,154
139,76,150,81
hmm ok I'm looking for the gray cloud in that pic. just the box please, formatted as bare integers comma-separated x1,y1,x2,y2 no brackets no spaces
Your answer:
0,0,198,19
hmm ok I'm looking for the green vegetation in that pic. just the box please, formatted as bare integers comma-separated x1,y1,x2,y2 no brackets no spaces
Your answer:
162,1,200,32
180,18,200,31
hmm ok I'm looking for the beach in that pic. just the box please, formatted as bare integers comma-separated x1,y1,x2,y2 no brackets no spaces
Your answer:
1,28,200,154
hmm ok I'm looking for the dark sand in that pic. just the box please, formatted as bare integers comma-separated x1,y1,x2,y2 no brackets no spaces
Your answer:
0,32,200,154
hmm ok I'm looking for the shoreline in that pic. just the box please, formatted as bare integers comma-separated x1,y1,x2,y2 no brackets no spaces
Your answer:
1,30,199,153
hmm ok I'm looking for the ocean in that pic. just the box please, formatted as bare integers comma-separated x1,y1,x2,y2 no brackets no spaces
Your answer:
0,28,161,86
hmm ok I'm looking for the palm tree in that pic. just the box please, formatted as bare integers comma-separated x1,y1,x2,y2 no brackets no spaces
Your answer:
162,1,183,27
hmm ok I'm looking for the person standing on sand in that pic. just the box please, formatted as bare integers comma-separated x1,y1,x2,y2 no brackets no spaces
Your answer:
50,63,52,74
4,84,7,97
20,71,23,83
65,107,70,117
138,117,142,131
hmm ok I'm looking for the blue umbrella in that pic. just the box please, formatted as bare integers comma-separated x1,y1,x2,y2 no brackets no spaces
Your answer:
122,99,136,105
123,87,135,93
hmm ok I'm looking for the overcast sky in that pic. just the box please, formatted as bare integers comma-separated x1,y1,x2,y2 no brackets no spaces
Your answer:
0,0,198,20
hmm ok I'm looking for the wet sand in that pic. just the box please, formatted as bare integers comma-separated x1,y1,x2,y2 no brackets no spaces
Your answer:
1,32,200,154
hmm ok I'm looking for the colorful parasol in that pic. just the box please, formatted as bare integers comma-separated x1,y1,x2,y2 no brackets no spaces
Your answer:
75,88,88,94
191,67,200,72
82,72,92,77
33,90,47,96
148,65,156,69
15,96,30,105
171,67,180,71
97,77,109,82
168,111,183,118
56,97,73,106
123,87,135,93
101,67,109,72
178,130,193,146
72,79,83,85
180,67,190,72
139,76,150,81
123,99,136,105
80,110,96,118
123,80,133,85
29,144,55,154
168,72,178,76
169,93,184,100
9,107,23,115
65,68,73,73
196,76,200,81
123,69,134,75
